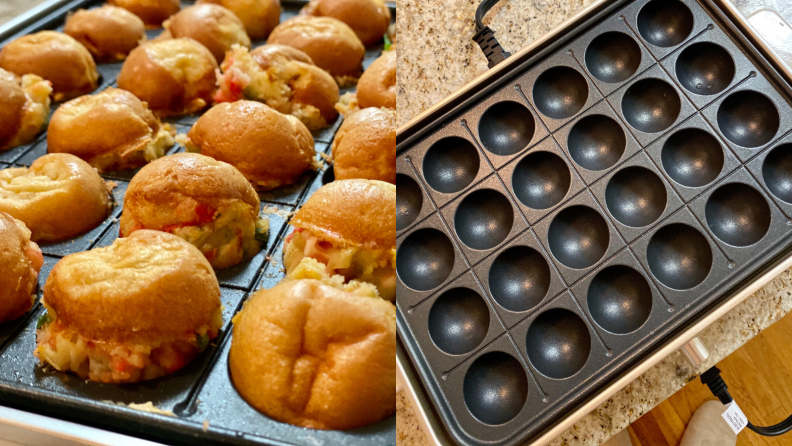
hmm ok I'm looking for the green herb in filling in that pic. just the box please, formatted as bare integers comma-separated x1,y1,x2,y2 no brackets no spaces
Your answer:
37,313,52,329
196,333,209,350
255,225,269,244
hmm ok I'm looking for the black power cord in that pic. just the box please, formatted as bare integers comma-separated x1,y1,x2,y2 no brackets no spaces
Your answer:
701,366,792,436
473,0,511,68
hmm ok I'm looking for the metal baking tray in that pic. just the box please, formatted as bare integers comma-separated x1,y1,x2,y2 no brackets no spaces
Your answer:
0,1,396,445
395,0,792,445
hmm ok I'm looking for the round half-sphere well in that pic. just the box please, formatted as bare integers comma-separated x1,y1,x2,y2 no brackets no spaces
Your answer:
717,90,779,148
454,189,514,251
397,228,455,291
422,137,480,194
661,128,724,188
675,42,735,96
647,223,712,290
637,0,694,48
478,101,536,156
488,246,551,312
548,206,610,269
585,32,642,84
588,265,652,334
397,174,423,231
567,114,627,171
525,308,591,379
621,78,681,134
533,66,589,120
705,183,771,247
512,151,571,209
463,351,528,425
428,287,490,355
605,166,667,228
763,143,792,204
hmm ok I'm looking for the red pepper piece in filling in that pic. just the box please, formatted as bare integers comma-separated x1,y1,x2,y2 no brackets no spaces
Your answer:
285,227,304,244
196,203,216,223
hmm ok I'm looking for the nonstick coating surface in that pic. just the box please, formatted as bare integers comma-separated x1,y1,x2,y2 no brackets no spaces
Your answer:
0,1,396,445
396,0,792,445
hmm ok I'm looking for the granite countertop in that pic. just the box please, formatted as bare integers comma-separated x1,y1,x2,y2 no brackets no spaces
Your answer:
0,0,50,26
395,0,792,445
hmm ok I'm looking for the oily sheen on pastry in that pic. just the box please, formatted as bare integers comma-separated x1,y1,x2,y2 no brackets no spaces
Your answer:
35,230,222,383
118,38,218,116
47,87,175,172
331,107,395,183
0,212,43,324
215,44,339,130
0,153,110,242
64,5,147,61
181,101,318,190
120,153,269,269
0,31,98,102
284,179,396,300
229,275,395,429
163,4,251,63
0,68,51,152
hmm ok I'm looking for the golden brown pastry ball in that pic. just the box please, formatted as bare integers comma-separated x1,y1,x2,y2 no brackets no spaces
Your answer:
63,5,146,61
215,44,339,130
47,87,175,172
182,101,318,190
0,69,51,152
119,153,269,270
229,277,395,429
108,0,181,28
0,31,98,102
0,212,42,324
284,179,396,300
199,0,281,40
332,107,395,183
164,4,251,63
118,38,217,116
301,0,390,46
358,49,395,109
268,16,364,79
35,230,222,383
0,154,110,242
249,43,313,68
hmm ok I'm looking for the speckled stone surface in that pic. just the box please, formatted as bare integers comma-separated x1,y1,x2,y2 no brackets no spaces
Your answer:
0,0,50,26
395,1,792,445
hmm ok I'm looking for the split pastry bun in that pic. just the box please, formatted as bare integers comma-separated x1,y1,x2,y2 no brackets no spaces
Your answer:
268,16,364,81
300,0,390,46
47,87,175,172
229,275,396,429
198,0,281,40
64,5,146,61
0,31,98,102
215,44,339,130
108,0,181,28
35,230,222,383
118,38,217,116
181,101,318,190
331,108,395,183
284,179,396,300
164,4,251,63
0,212,43,324
0,154,110,242
119,153,269,269
0,69,51,152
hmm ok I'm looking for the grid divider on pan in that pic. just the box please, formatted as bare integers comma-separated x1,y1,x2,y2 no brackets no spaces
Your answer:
395,0,792,444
